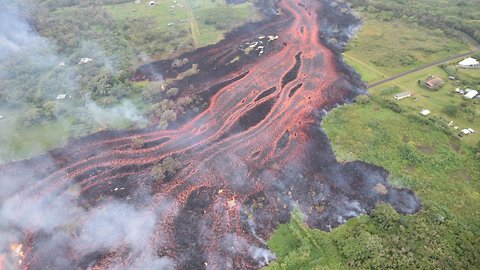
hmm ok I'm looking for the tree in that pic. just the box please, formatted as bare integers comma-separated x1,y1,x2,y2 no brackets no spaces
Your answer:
131,138,145,149
162,156,182,175
166,88,179,98
171,58,184,68
43,101,64,120
24,107,43,126
150,156,183,181
161,109,177,123
442,104,458,117
355,94,371,104
151,164,166,181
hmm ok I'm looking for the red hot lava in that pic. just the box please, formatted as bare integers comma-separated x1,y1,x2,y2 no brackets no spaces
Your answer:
0,0,420,269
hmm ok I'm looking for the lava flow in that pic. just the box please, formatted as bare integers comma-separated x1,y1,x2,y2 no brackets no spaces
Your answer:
0,0,420,269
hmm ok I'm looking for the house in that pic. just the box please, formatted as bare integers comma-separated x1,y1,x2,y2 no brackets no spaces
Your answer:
267,35,279,43
79,58,93,64
459,128,475,136
458,57,480,69
0,115,3,120
56,94,67,100
425,76,444,89
455,88,465,94
393,92,412,100
148,0,156,5
448,76,456,80
420,109,431,116
464,90,478,99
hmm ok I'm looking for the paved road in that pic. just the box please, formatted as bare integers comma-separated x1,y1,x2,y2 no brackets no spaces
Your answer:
367,49,480,89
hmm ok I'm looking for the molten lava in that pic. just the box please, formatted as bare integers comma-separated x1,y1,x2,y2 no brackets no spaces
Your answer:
0,0,420,269
9,243,24,266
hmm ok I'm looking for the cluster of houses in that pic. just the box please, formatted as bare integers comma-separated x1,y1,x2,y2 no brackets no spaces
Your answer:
392,88,476,137
455,88,478,99
79,58,93,64
240,35,279,56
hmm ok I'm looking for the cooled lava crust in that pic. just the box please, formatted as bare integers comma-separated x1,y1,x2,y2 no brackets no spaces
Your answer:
0,0,420,269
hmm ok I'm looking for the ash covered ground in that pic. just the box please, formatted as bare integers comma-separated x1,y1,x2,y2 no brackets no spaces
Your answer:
0,0,420,269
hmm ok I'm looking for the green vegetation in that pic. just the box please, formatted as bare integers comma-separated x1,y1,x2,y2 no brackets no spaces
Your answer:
267,99,480,269
369,65,480,146
343,13,473,83
105,0,262,55
348,0,480,44
150,156,183,181
341,0,480,147
442,62,480,89
0,0,263,162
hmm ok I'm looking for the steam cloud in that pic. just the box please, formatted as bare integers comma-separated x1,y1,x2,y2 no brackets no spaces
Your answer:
0,1,155,269
0,0,148,163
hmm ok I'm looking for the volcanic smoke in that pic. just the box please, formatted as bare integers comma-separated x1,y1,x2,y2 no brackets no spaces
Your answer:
0,0,420,269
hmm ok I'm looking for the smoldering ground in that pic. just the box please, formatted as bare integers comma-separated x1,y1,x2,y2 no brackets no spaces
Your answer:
0,2,163,268
0,0,150,163
0,162,177,269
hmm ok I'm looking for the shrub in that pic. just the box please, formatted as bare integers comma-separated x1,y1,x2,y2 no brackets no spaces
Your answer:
355,94,371,104
442,104,458,117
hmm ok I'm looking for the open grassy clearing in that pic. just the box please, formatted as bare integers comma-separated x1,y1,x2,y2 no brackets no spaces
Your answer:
369,65,480,146
106,0,262,53
0,99,147,163
343,13,474,83
192,1,263,46
343,56,385,83
266,101,480,269
0,111,71,162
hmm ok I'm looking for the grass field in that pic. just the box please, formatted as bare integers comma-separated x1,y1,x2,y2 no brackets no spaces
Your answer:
0,103,145,162
0,112,71,162
343,13,475,83
105,0,262,53
266,100,480,269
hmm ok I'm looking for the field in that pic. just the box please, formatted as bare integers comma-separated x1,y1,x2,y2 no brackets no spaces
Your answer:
0,112,71,162
267,100,480,269
343,13,475,83
105,0,263,54
369,65,480,146
0,104,145,162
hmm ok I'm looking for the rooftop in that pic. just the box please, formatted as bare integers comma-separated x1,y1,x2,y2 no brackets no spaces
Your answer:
459,57,479,66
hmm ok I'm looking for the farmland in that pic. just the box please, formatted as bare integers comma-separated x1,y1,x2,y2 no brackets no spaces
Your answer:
369,65,480,145
343,13,474,83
